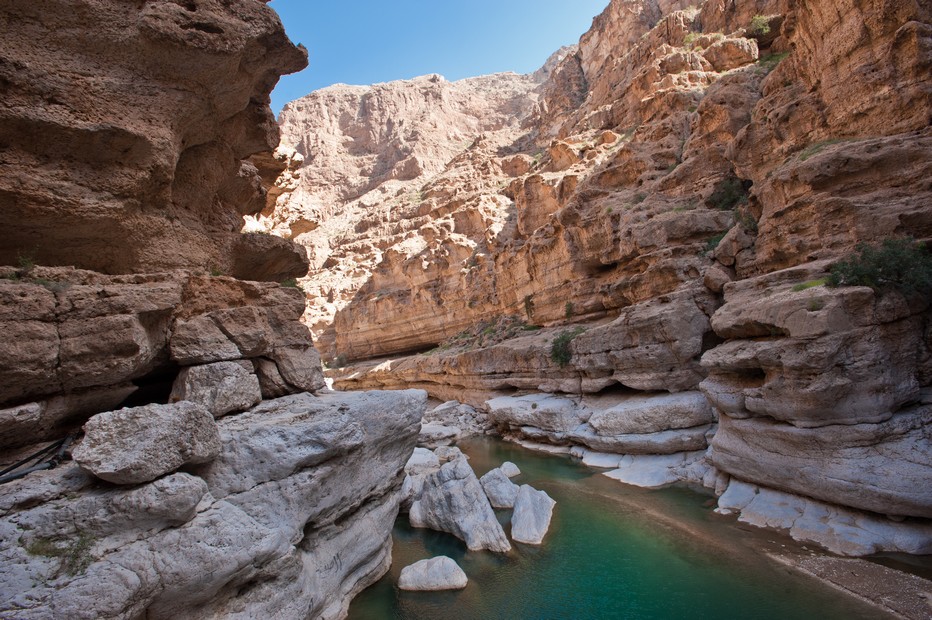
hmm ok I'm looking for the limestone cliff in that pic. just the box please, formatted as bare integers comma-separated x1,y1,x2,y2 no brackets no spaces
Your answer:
0,0,309,280
266,0,932,556
0,1,427,617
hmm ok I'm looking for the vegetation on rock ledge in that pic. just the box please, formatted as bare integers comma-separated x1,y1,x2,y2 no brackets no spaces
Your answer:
828,238,932,298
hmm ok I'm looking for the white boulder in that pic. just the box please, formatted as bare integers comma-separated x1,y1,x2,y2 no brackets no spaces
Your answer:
511,485,556,545
398,556,468,591
479,468,520,508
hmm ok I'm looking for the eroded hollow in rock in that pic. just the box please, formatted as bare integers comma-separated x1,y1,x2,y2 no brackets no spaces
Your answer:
118,362,182,409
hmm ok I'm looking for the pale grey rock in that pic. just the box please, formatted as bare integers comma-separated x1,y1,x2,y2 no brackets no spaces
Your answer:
587,392,714,435
433,446,466,464
568,424,711,455
418,423,460,449
573,449,623,468
408,452,511,552
712,407,932,518
398,556,468,591
602,451,707,489
486,394,587,433
511,485,556,545
426,400,491,436
405,447,440,476
0,389,427,620
169,360,261,418
480,468,520,508
73,401,221,485
270,346,326,393
500,461,521,478
717,480,932,556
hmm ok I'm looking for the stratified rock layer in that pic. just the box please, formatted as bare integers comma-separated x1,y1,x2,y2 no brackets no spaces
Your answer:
0,0,308,279
310,0,932,556
0,268,325,450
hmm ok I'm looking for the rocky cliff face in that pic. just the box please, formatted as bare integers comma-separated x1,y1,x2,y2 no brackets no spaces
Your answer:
0,0,308,280
0,1,428,617
267,0,932,556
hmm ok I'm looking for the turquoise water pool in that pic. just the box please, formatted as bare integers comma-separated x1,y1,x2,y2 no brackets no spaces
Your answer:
348,438,883,619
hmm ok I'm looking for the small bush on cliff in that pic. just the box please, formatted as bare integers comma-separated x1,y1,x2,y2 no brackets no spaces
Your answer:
827,238,932,298
709,177,749,211
551,327,585,367
280,278,300,289
749,15,771,36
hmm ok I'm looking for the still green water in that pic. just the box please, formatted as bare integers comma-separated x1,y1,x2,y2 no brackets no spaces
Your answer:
348,438,882,620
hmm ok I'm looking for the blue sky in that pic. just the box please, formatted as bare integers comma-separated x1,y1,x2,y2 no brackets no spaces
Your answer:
268,0,609,115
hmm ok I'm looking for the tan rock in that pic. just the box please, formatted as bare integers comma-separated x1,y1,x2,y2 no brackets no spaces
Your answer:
0,0,308,278
702,37,759,72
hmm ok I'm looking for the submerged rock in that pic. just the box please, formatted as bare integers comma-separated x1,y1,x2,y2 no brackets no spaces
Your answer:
480,468,520,508
72,401,220,485
408,450,511,552
398,556,468,591
511,485,556,545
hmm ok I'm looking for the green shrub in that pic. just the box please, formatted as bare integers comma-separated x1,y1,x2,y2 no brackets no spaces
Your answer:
280,278,300,289
565,302,574,318
551,327,585,367
16,251,35,272
806,298,825,312
828,238,932,297
798,139,845,161
791,278,827,292
25,533,94,577
704,231,728,255
523,295,535,321
749,15,771,36
758,51,790,72
709,177,748,211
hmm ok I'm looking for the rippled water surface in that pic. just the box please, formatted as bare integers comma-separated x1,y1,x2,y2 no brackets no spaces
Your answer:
348,438,882,620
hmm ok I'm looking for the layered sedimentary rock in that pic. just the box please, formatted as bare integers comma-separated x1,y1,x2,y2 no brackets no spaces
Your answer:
0,267,325,450
277,0,932,556
0,1,434,616
0,390,426,619
0,0,309,279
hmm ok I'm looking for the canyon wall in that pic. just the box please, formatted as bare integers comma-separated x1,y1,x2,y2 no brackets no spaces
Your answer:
0,1,426,617
0,0,308,280
268,0,932,556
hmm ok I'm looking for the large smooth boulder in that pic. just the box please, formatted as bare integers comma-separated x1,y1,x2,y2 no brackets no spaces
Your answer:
511,485,556,545
73,402,220,485
480,468,520,508
169,361,262,418
398,556,468,591
711,407,932,518
408,450,511,552
587,392,714,435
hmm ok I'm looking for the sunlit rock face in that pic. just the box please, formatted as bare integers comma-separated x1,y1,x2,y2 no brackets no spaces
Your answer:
0,0,308,279
271,0,932,556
